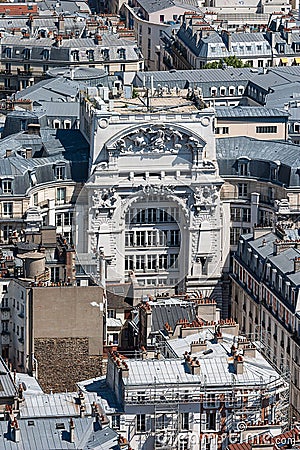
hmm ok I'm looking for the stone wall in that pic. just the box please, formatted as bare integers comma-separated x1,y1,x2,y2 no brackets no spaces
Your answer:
34,337,103,393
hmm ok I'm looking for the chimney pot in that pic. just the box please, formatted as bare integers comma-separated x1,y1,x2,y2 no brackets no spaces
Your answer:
69,418,75,443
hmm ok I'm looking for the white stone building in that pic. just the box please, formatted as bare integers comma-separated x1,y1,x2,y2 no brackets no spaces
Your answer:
77,94,229,306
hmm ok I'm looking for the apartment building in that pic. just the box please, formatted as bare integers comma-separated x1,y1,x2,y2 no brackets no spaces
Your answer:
79,328,289,450
0,124,89,244
231,228,300,419
169,13,300,70
0,31,143,96
1,275,104,392
215,107,289,140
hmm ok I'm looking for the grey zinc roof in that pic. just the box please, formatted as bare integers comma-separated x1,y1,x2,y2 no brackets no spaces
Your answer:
15,77,84,102
134,67,253,89
0,417,103,450
47,66,107,80
240,232,300,293
149,299,196,331
1,33,141,64
33,101,80,118
83,426,119,449
20,392,98,418
123,358,202,386
123,351,280,387
216,136,300,187
0,358,17,399
177,28,271,59
37,0,91,14
215,106,289,118
136,0,176,14
0,128,89,194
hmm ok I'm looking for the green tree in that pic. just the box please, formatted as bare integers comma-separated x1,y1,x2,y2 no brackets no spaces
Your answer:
204,56,251,69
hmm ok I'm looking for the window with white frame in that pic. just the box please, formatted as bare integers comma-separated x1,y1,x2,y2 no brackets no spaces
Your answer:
56,187,66,204
238,183,248,198
3,202,13,217
55,165,65,180
2,179,12,194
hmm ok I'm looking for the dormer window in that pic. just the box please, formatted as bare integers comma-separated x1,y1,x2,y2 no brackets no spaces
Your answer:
71,50,79,62
238,162,248,176
101,48,110,61
23,48,30,60
4,47,12,58
86,49,94,61
270,162,280,181
277,43,285,54
2,179,12,194
118,48,126,59
55,164,65,180
294,43,300,53
30,171,37,186
42,49,50,60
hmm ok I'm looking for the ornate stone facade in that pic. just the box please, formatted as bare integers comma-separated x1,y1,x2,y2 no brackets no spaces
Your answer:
77,104,230,307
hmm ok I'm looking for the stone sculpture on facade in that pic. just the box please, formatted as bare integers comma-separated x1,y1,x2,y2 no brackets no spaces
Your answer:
112,125,202,155
92,188,117,209
193,185,218,212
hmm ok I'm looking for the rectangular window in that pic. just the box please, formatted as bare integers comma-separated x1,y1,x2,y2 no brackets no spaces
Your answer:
3,225,12,241
2,180,12,194
107,309,116,318
56,213,63,227
147,255,157,270
63,212,73,226
170,230,180,246
147,231,156,246
136,255,145,270
56,187,66,204
181,412,189,430
239,163,248,175
206,412,216,430
112,415,120,429
33,193,38,206
56,166,65,180
23,48,30,60
256,126,277,134
231,207,241,222
125,256,134,271
3,202,13,217
159,15,165,22
51,267,60,282
159,254,167,270
136,414,146,432
242,208,251,222
136,231,146,246
125,231,134,247
169,253,178,268
230,227,242,245
238,183,248,198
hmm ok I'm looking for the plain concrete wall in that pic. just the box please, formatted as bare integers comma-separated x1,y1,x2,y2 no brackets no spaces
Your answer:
32,285,104,355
